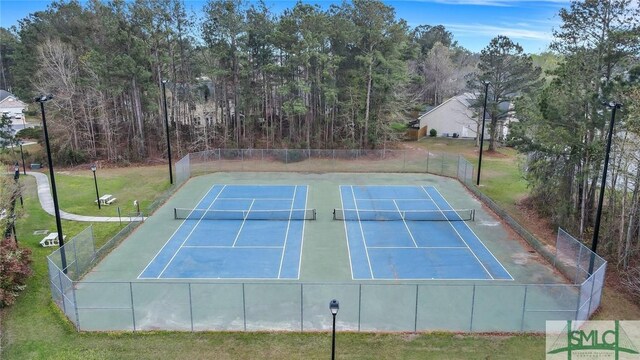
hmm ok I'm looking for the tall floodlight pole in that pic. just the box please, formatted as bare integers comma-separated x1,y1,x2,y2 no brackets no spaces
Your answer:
91,164,101,210
589,101,622,274
161,80,173,184
476,81,490,186
35,94,66,272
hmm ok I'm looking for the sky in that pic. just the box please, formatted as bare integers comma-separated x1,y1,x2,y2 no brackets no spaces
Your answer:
0,0,569,53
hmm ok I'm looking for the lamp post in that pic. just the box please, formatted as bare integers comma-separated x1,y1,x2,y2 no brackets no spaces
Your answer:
35,94,66,271
18,141,26,175
161,80,173,184
13,162,23,207
329,299,339,360
476,81,490,186
589,101,622,274
91,164,101,210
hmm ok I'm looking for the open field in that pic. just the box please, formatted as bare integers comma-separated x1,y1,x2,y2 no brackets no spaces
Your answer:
2,141,639,359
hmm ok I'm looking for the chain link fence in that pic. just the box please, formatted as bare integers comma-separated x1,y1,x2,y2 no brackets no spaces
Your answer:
46,150,607,332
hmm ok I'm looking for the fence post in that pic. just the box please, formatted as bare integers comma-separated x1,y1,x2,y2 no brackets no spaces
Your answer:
403,150,406,172
117,207,122,225
520,285,528,331
426,152,429,173
414,284,419,332
188,283,194,332
130,282,136,331
441,153,445,175
574,246,583,284
300,284,304,332
358,284,362,332
72,236,79,276
469,284,476,332
58,269,66,314
71,281,81,330
242,283,247,331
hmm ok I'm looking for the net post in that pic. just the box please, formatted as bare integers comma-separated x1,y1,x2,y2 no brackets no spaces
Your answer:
312,209,317,220
174,208,177,220
472,209,476,221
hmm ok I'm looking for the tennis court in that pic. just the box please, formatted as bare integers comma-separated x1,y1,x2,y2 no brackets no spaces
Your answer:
138,185,312,279
338,185,513,280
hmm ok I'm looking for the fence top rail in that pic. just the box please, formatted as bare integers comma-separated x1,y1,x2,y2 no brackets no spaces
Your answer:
74,280,582,288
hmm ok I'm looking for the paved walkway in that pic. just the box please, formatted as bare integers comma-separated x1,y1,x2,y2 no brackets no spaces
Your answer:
27,171,144,222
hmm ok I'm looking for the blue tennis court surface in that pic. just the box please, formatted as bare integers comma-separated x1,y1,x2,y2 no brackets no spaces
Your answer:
339,185,513,280
139,185,308,279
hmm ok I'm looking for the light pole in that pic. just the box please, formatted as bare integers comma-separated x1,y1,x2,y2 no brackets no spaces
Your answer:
18,141,26,175
589,101,622,274
35,94,67,272
91,164,101,210
329,299,339,360
161,80,173,184
14,163,22,206
476,81,490,186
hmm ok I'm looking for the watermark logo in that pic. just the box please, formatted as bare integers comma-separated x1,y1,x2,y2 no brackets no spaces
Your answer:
547,321,640,359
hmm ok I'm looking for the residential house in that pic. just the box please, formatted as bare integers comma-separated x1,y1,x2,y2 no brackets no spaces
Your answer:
0,90,26,122
415,93,517,141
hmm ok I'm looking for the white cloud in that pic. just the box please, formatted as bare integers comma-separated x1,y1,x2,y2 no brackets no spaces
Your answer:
444,22,553,40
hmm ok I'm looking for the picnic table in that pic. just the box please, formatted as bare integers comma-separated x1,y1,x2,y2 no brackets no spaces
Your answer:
40,232,66,247
96,194,117,206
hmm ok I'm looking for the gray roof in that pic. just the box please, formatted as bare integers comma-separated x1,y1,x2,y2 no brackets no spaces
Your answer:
0,90,11,102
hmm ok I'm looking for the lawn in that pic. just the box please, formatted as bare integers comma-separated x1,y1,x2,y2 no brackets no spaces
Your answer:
1,144,638,359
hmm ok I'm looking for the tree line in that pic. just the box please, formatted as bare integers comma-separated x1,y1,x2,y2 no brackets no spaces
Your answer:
0,0,476,163
509,0,640,286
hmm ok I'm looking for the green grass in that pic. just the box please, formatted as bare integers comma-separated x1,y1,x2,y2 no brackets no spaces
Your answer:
53,165,170,217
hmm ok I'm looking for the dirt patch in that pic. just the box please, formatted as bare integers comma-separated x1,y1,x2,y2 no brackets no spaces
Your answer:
515,197,557,247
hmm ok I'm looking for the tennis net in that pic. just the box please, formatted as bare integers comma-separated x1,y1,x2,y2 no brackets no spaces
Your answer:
174,208,317,220
333,208,475,221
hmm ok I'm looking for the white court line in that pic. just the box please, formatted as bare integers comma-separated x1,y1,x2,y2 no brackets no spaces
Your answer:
296,186,309,280
137,184,221,279
352,185,374,279
182,245,282,249
393,199,418,247
368,246,467,249
420,186,493,280
355,198,435,201
215,197,294,201
157,185,227,278
277,186,297,278
231,199,255,247
431,187,514,280
340,186,355,280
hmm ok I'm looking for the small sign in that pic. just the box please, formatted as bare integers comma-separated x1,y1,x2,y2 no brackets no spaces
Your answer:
547,320,640,359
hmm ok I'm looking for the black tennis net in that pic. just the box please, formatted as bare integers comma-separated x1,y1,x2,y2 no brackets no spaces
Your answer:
174,208,317,220
333,208,475,221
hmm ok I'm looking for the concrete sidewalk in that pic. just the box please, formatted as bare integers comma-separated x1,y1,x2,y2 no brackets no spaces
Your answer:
27,171,144,222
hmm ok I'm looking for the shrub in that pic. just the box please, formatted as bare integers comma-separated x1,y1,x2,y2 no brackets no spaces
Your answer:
16,127,43,141
0,238,33,307
429,128,437,137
